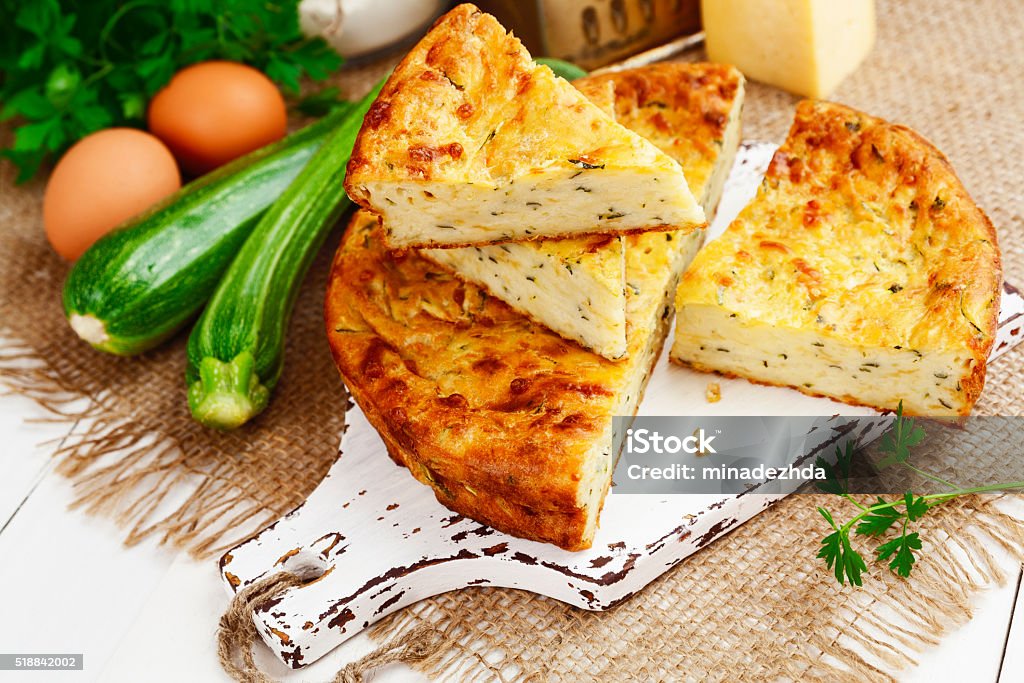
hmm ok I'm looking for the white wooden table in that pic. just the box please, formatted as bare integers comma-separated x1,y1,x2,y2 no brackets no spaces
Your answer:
1,382,1022,682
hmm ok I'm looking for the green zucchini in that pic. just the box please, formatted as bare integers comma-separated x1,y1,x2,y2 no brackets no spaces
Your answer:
186,81,385,430
62,102,353,356
535,57,588,82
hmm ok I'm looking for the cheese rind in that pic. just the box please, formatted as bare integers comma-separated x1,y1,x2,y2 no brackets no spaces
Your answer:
424,64,745,359
345,4,705,249
701,0,875,99
671,101,1001,416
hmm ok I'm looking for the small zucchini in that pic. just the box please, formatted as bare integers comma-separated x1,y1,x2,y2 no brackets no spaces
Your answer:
62,102,353,355
186,81,384,430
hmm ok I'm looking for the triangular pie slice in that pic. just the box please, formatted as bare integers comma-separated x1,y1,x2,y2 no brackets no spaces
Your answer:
326,197,700,549
671,100,1001,416
344,3,705,250
422,64,745,360
423,235,629,358
575,63,745,219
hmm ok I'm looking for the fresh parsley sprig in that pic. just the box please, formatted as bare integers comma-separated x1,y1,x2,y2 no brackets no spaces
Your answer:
1,0,344,181
815,403,1024,586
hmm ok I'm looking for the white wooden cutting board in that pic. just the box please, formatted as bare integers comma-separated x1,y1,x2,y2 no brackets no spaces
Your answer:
219,143,1024,669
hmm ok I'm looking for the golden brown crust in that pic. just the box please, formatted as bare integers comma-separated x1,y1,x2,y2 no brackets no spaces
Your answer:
343,3,703,250
345,4,513,193
328,62,745,548
325,210,684,549
885,125,1000,412
340,355,594,549
575,63,744,199
327,213,607,547
675,100,1001,415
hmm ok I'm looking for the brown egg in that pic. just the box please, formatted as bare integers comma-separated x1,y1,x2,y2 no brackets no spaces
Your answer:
148,61,288,175
43,128,181,261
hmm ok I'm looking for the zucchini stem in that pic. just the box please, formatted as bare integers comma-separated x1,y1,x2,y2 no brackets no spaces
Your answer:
187,351,270,430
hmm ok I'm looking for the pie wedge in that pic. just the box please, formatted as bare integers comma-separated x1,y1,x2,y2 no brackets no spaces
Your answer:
326,196,700,549
344,3,705,250
671,100,1001,416
423,64,745,360
423,235,629,359
575,63,746,218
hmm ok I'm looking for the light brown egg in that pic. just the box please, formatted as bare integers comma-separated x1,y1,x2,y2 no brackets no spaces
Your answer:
43,128,181,261
148,61,288,175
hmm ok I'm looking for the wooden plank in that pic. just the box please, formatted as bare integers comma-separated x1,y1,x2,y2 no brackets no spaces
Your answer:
0,389,74,528
0,456,177,682
999,566,1024,682
99,554,426,682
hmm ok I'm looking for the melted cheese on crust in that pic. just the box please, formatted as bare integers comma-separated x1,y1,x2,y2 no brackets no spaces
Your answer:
575,64,745,213
424,64,745,360
343,3,704,249
672,100,1001,416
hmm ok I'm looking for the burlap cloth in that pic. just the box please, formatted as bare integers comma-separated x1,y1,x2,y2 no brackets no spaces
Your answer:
2,0,1023,680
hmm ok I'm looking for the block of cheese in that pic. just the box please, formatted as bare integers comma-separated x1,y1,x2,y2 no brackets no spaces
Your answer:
424,64,745,360
701,0,875,99
344,3,705,250
671,101,1001,416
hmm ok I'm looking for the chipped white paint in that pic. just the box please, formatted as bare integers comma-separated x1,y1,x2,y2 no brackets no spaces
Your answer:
220,144,1024,669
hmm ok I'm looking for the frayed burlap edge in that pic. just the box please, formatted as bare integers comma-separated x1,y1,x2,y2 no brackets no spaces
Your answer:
365,495,1024,682
0,51,391,563
7,318,1023,682
0,341,297,558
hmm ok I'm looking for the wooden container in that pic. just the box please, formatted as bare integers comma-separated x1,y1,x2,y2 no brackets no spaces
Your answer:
475,0,702,69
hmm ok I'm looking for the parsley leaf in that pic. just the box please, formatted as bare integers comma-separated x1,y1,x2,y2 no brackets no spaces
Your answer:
1,0,344,181
876,402,926,468
876,529,922,578
816,440,857,495
816,401,1024,587
854,497,902,536
817,507,867,586
903,491,930,521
